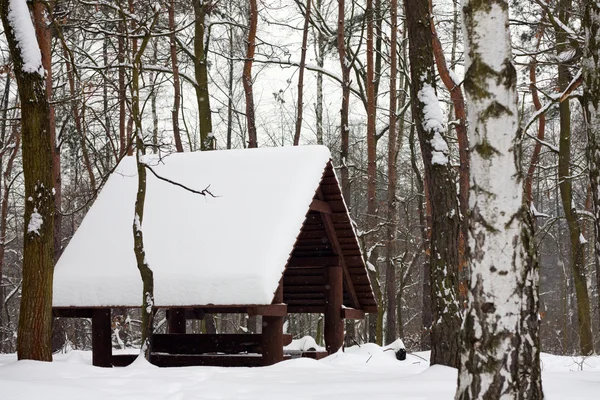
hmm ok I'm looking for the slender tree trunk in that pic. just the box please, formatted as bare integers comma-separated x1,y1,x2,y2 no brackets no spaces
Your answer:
404,0,461,367
384,0,398,345
118,23,127,156
226,5,235,150
169,0,184,152
130,12,159,359
556,0,594,356
0,0,56,361
244,0,258,148
193,0,213,150
63,47,95,191
524,21,546,206
293,0,312,146
456,0,543,397
583,0,600,351
337,0,351,202
315,0,324,146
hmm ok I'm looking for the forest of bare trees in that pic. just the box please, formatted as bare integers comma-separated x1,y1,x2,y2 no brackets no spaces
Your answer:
0,0,600,382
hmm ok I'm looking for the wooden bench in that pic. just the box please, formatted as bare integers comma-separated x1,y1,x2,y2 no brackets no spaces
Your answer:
111,333,294,367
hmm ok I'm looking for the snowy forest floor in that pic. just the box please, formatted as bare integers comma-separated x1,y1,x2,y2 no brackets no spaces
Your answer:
0,344,599,399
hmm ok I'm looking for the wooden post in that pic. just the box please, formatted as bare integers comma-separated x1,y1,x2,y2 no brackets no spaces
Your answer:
325,265,343,354
92,308,112,367
261,279,285,366
167,308,186,334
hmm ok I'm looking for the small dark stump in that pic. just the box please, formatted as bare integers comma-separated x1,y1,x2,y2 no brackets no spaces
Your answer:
396,348,406,361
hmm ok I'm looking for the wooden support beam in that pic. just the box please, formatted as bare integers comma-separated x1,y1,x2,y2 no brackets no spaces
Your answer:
262,279,285,366
92,308,112,367
317,189,360,309
309,199,332,214
341,307,365,320
324,265,344,354
167,308,186,334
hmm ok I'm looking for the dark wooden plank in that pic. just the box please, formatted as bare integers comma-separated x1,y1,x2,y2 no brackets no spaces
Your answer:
302,351,329,360
248,304,287,317
153,333,262,354
309,199,332,214
53,308,93,318
287,306,325,313
112,354,137,367
149,354,267,367
287,256,338,267
342,307,365,320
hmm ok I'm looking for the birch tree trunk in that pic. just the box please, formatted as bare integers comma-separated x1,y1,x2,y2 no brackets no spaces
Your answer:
583,0,600,351
456,0,542,397
0,0,56,361
404,0,461,367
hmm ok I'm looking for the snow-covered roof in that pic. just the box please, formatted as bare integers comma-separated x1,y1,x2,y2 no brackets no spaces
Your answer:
53,146,334,307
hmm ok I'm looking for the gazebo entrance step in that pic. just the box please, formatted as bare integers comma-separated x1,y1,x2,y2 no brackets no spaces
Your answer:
111,353,292,368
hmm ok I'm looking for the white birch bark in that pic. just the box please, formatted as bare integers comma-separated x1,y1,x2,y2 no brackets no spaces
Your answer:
456,1,542,398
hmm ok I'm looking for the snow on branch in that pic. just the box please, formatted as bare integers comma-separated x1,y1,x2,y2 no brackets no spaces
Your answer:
7,0,44,76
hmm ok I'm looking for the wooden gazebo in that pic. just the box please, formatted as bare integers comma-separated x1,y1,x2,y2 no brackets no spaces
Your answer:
52,145,377,367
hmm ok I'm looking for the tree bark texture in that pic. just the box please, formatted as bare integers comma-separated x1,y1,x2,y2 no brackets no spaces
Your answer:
404,0,461,367
583,0,600,353
193,0,213,150
0,0,56,361
293,0,312,146
337,0,351,201
244,0,258,148
384,0,398,345
169,0,184,152
556,0,594,356
456,1,542,398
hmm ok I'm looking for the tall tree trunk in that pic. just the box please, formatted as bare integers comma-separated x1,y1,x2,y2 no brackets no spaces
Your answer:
226,2,235,150
130,12,159,359
430,14,469,304
384,0,398,345
583,0,600,353
169,0,184,152
193,0,213,150
244,0,258,148
337,0,351,202
456,0,543,397
404,0,461,367
32,1,61,262
118,23,127,156
556,0,594,356
293,0,312,146
314,0,324,146
0,0,56,361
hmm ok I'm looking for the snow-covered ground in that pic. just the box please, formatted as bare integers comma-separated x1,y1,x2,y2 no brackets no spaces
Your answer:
0,344,599,399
